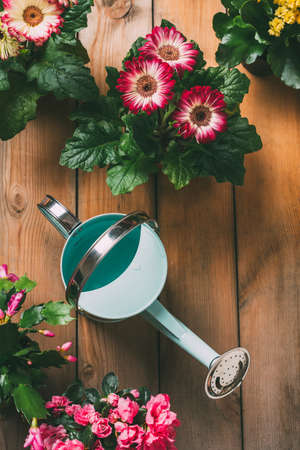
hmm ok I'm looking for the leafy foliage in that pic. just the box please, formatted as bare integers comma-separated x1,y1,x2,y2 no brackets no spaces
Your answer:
213,0,300,89
0,267,74,422
0,0,98,141
60,19,261,194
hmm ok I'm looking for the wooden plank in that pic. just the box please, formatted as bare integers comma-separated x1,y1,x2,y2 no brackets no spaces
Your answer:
78,1,158,393
0,97,76,449
236,73,300,449
154,1,242,449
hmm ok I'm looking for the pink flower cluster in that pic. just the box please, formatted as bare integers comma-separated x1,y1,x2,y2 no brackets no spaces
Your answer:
116,25,227,143
25,391,180,449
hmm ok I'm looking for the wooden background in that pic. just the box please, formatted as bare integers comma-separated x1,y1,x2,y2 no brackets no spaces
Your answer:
0,0,300,448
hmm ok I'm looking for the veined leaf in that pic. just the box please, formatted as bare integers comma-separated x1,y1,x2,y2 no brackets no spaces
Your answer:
12,384,47,422
42,301,73,325
19,305,43,328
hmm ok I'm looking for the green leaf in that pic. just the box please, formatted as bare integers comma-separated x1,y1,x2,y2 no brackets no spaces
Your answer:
162,141,199,189
199,66,250,108
240,0,270,40
14,275,37,293
122,112,158,155
64,381,85,403
60,119,121,171
160,19,177,29
70,96,121,123
55,0,93,45
220,115,262,154
30,350,67,368
19,305,43,328
106,66,121,97
107,157,155,195
216,24,266,67
27,39,98,101
85,388,101,405
12,384,47,422
0,73,40,141
0,279,14,292
0,70,9,91
42,301,73,325
102,372,119,395
213,13,234,39
267,39,300,89
138,387,151,405
122,36,147,68
0,323,20,356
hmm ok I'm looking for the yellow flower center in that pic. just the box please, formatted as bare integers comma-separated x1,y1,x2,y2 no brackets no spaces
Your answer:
158,45,180,61
136,75,157,97
23,6,44,27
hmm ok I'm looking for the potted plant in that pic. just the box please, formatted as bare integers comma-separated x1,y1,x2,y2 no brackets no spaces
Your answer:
0,0,99,140
0,264,75,422
213,0,300,87
59,19,262,195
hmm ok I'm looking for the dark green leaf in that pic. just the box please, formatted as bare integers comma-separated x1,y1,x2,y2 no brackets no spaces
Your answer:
102,372,119,395
268,39,300,89
0,279,13,292
60,120,121,171
221,115,262,154
70,96,121,123
64,381,85,403
30,350,67,368
199,66,250,107
55,0,93,45
27,39,98,101
240,0,270,40
0,323,20,356
106,66,121,97
160,19,177,29
85,388,101,405
216,24,266,67
79,425,94,446
162,141,199,189
213,13,234,39
15,275,37,293
13,346,39,357
0,70,9,91
0,292,7,310
122,37,147,68
138,387,151,405
12,384,47,422
42,301,74,325
19,305,43,328
122,112,158,155
0,73,40,141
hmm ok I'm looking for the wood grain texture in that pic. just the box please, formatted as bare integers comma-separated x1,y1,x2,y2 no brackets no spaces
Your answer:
154,1,242,449
78,1,159,393
236,72,300,449
0,97,76,449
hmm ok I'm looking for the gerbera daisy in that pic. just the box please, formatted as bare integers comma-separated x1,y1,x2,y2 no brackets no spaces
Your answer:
2,0,64,46
139,26,198,74
116,57,175,114
173,86,227,143
0,14,21,60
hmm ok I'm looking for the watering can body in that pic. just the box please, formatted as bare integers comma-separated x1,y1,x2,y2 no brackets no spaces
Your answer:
38,195,250,399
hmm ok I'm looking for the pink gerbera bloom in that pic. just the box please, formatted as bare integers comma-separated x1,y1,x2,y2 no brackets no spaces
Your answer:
116,57,175,114
173,86,227,143
2,0,64,46
139,26,198,74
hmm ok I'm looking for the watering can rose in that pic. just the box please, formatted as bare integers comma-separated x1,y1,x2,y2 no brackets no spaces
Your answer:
24,374,180,449
60,18,262,195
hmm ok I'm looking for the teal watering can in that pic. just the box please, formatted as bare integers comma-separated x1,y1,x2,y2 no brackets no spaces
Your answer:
38,195,250,399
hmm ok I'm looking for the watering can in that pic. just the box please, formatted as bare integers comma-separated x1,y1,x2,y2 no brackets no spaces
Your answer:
38,195,250,399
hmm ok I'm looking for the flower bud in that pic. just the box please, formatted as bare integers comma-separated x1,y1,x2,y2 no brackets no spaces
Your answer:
38,329,55,337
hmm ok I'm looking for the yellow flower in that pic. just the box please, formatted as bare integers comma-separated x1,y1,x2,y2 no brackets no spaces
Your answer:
269,17,285,36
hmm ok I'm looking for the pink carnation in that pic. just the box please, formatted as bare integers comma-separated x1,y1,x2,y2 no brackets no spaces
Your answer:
130,389,140,399
142,429,177,449
117,397,139,424
108,408,120,424
116,424,144,449
45,395,70,415
52,439,84,450
146,394,179,427
94,440,105,450
40,423,67,450
65,404,81,417
107,393,119,407
91,417,112,438
74,404,95,426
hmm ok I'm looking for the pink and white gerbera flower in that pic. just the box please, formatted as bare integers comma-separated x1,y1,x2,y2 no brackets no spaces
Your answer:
116,57,175,114
139,26,198,74
1,0,64,46
173,86,227,143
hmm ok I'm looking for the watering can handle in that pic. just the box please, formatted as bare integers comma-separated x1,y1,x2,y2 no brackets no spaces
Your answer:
37,195,81,239
142,300,219,368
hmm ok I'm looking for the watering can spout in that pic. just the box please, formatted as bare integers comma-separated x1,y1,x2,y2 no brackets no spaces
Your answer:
38,195,81,239
142,300,250,399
